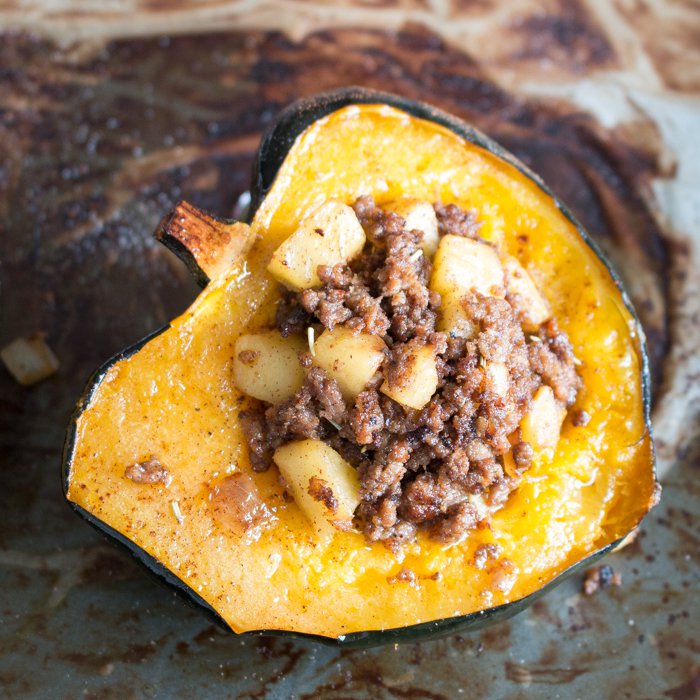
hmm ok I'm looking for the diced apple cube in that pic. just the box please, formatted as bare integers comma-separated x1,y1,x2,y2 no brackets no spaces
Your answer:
437,297,477,338
385,198,439,257
1,334,59,386
274,439,361,531
267,201,366,290
430,235,505,336
431,235,505,300
521,385,567,450
313,326,386,401
484,361,509,398
380,344,438,410
503,256,550,330
233,331,305,404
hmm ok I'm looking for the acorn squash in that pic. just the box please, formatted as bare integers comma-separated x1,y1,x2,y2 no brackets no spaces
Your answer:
62,88,658,646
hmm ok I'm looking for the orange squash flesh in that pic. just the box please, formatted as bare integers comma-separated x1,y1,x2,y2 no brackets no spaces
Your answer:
65,104,656,639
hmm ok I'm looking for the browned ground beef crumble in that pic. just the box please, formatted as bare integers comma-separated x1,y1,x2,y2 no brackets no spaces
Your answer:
242,196,581,550
124,456,169,485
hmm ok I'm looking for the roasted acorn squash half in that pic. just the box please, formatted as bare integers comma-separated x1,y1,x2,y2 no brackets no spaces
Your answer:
62,88,658,646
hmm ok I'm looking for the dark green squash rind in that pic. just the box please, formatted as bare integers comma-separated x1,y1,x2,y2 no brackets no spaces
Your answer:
62,87,657,648
155,231,211,288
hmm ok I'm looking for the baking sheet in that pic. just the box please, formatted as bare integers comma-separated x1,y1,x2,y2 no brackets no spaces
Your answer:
1,2,698,697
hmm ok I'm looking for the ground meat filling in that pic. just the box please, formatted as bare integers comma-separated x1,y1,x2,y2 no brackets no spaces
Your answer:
124,456,169,485
434,202,481,240
243,196,581,549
